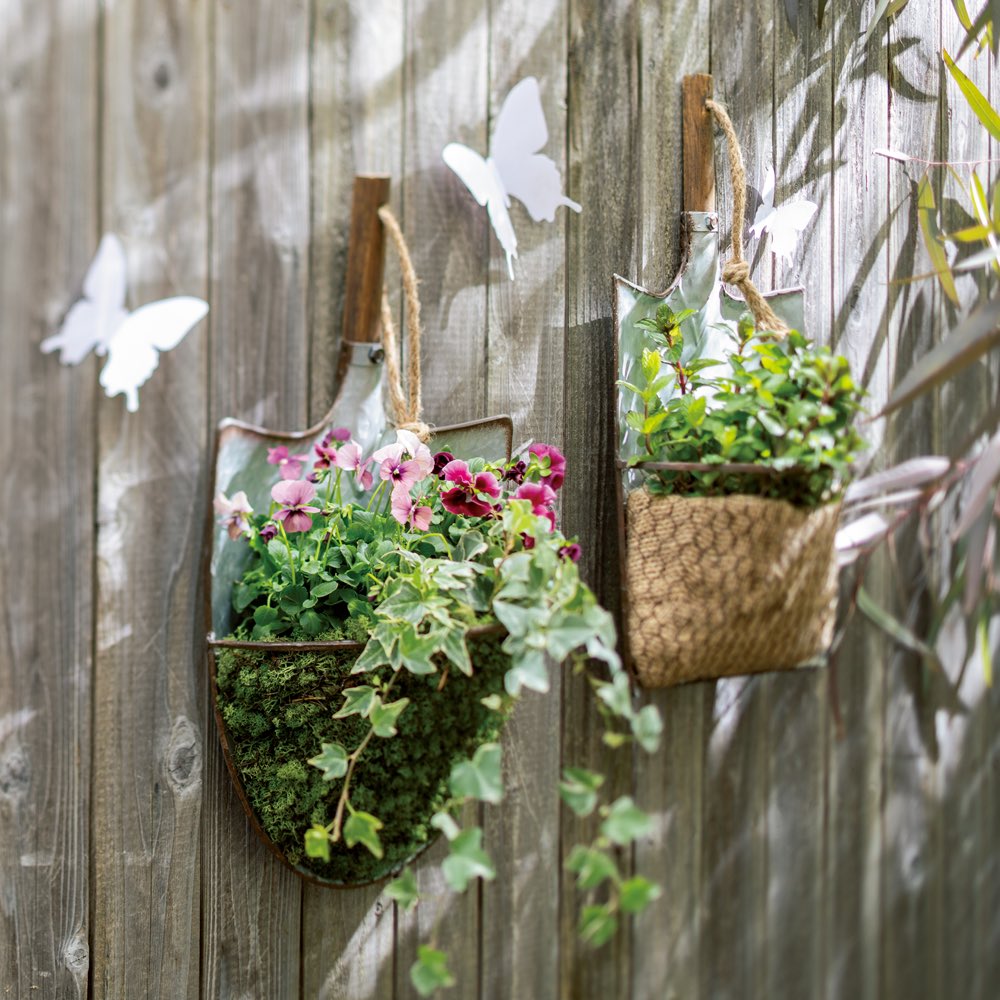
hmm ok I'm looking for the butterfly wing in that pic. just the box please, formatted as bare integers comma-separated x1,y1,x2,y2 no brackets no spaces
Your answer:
41,233,129,363
99,296,208,412
490,77,580,223
443,142,518,278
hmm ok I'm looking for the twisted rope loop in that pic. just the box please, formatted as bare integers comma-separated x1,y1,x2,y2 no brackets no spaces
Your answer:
377,205,431,442
704,99,789,336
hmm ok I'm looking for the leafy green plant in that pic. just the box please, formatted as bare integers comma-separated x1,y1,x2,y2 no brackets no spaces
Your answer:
620,305,865,507
214,427,663,995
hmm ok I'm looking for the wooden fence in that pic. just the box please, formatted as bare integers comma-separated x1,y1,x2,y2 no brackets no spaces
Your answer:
1,1,996,997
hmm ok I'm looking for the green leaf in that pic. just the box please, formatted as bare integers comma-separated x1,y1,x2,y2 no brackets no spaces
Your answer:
565,844,619,890
857,587,938,663
410,947,455,997
448,742,504,804
441,828,496,892
504,649,550,696
353,634,391,674
600,796,654,846
304,823,330,862
344,810,384,859
978,614,993,688
431,811,461,841
333,685,377,719
578,904,619,948
596,672,633,720
559,766,605,817
757,410,787,437
943,48,1000,142
385,867,419,911
877,297,1000,416
641,347,661,382
917,175,959,305
307,742,348,781
369,696,410,737
632,704,663,754
311,579,338,598
480,693,504,711
619,876,663,914
299,610,324,635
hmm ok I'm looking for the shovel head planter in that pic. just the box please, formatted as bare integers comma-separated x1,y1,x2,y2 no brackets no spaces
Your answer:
205,176,513,885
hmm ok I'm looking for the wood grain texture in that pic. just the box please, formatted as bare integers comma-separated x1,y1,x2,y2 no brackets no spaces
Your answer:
203,4,311,997
393,3,490,996
303,4,403,997
480,8,568,998
630,6,710,999
682,74,716,215
0,3,97,996
90,3,210,996
562,2,638,998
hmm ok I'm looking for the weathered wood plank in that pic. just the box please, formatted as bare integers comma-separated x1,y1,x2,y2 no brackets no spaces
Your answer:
480,10,568,999
0,3,97,996
89,3,210,996
826,4,891,997
203,4,311,996
701,3,773,997
562,1,639,997
302,4,403,998
629,8,711,1000
392,3,490,996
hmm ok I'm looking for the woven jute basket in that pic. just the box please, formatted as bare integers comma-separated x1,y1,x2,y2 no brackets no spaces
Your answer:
624,487,840,687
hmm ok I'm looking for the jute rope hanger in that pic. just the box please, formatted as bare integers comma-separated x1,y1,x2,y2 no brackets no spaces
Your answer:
704,98,790,336
377,205,431,442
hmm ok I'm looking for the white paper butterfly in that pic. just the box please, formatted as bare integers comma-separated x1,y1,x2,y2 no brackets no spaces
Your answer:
749,165,818,265
443,77,581,279
41,233,208,412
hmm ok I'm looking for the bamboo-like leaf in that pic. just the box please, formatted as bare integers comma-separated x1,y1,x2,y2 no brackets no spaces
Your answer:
844,456,951,504
952,0,973,31
953,244,1000,272
943,48,1000,142
948,223,996,243
958,0,999,57
817,0,829,28
835,513,891,562
962,505,992,615
857,586,938,661
953,428,1000,538
876,297,1000,416
917,176,960,305
978,614,993,688
862,0,893,43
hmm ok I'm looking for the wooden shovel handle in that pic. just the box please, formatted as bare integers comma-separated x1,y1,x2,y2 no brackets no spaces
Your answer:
682,74,715,214
341,174,391,346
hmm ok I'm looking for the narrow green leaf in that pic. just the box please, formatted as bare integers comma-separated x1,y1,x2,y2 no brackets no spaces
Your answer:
943,48,1000,142
978,615,993,688
857,587,938,663
917,176,959,305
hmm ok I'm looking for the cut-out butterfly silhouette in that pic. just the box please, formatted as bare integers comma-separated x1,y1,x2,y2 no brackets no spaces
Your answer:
443,76,581,279
749,165,818,266
41,233,208,412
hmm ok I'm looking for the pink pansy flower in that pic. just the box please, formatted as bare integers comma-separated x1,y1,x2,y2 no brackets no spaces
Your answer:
515,481,557,528
373,429,434,480
214,490,253,541
378,454,422,492
529,443,566,491
440,459,501,518
322,426,351,446
390,486,433,531
334,441,374,491
271,480,320,533
558,542,582,562
313,441,338,471
267,444,311,481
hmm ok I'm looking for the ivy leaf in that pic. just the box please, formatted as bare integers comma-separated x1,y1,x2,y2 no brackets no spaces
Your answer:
353,633,391,674
503,649,550,696
632,704,663,754
385,867,419,911
578,904,619,948
344,810,384,859
480,693,504,711
448,742,504,804
333,685,377,719
430,811,461,842
441,827,496,892
304,823,330,862
600,796,654,846
558,767,604,817
410,946,455,997
596,672,634,721
619,876,663,914
565,845,619,890
369,696,410,737
307,742,348,781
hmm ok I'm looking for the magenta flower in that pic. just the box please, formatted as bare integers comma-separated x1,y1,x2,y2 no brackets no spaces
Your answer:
373,429,434,480
442,460,501,497
441,489,496,518
267,444,311,481
259,523,278,543
314,441,339,471
440,459,501,519
502,459,527,485
432,451,455,476
322,426,351,447
334,441,374,491
271,480,320,533
529,443,566,491
391,486,433,531
515,481,557,528
214,491,253,541
558,543,582,562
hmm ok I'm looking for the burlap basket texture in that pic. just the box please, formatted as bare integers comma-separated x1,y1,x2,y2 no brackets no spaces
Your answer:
625,487,840,687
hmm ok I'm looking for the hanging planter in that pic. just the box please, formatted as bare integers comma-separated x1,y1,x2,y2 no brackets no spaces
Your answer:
614,77,864,688
205,176,628,889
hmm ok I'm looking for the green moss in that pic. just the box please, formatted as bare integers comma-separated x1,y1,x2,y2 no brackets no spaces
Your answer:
214,634,512,884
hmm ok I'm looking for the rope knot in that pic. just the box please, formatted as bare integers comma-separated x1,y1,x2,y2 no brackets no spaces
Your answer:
398,420,432,443
722,260,751,285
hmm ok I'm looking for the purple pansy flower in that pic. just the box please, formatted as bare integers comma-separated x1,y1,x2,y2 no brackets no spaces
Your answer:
271,480,320,533
314,441,339,471
391,486,433,531
213,491,253,541
558,543,582,562
334,441,374,491
529,443,566,491
432,451,455,477
259,523,278,543
267,444,311,481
